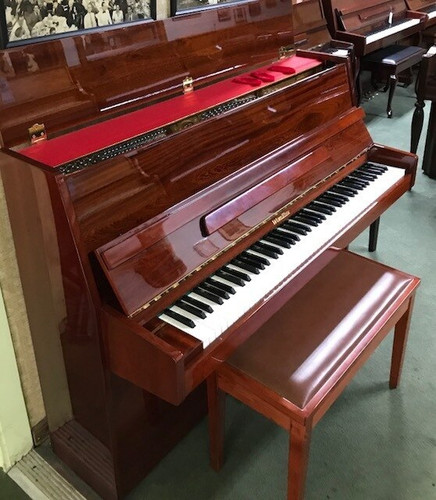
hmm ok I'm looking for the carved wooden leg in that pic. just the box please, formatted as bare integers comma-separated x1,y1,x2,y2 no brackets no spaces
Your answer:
288,422,312,500
410,99,425,155
390,295,416,389
368,217,380,252
386,74,397,119
207,373,226,471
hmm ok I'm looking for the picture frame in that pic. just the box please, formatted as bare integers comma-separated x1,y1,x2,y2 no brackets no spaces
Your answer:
171,0,250,17
0,0,156,49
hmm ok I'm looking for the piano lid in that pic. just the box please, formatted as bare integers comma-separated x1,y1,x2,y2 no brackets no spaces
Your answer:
0,0,295,148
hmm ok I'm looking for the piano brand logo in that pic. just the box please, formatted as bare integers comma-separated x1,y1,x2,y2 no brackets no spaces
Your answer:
272,210,290,225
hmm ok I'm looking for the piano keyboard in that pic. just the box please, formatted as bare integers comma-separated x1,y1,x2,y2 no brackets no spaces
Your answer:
159,163,404,347
428,9,436,19
366,18,420,44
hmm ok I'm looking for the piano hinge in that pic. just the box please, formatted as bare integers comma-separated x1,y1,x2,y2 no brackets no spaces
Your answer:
279,45,295,60
183,76,194,94
28,123,47,144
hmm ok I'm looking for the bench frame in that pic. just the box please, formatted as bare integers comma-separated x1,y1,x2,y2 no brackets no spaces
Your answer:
207,257,420,499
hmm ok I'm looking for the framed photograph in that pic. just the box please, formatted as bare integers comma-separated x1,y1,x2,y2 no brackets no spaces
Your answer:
0,0,155,49
171,0,249,17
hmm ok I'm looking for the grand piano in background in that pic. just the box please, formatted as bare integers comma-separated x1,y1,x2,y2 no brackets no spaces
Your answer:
321,0,426,56
0,1,417,498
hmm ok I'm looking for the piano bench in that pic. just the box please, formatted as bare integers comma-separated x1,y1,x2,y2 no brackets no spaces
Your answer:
207,250,420,499
360,45,426,118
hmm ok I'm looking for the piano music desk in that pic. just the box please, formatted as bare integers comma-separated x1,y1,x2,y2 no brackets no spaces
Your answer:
207,250,420,499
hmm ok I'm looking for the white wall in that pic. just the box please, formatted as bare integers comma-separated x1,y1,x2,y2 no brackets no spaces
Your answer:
0,286,32,471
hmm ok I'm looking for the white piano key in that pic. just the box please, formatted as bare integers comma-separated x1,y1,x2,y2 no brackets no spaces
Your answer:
366,18,420,45
160,165,405,347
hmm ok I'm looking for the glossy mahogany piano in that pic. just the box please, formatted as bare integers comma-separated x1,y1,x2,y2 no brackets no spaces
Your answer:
321,0,426,56
0,1,417,498
407,0,436,43
411,45,436,176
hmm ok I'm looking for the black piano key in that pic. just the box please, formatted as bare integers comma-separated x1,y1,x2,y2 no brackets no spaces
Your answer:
360,165,384,176
253,242,283,257
223,265,252,282
263,234,292,249
282,220,310,234
339,180,363,191
175,300,206,319
292,214,319,227
239,254,265,270
308,201,335,214
205,277,236,295
244,252,270,266
365,162,387,172
326,190,349,202
274,228,300,242
348,173,371,185
194,287,224,304
232,259,260,274
351,170,376,181
317,194,343,207
200,282,230,300
183,295,214,313
301,208,326,220
331,185,357,197
163,309,195,328
216,269,246,287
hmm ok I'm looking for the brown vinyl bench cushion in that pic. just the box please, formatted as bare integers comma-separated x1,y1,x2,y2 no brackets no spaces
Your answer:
226,251,416,409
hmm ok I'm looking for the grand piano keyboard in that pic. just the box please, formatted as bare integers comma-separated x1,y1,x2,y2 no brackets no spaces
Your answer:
366,17,421,44
159,163,404,347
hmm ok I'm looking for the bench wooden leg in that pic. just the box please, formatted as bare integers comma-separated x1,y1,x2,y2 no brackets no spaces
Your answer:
288,422,312,500
208,373,226,471
390,295,416,389
386,74,397,118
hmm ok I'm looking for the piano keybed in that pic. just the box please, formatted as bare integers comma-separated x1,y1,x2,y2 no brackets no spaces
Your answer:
158,162,405,348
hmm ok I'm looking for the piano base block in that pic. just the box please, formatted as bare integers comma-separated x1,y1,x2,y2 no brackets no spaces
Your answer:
51,384,207,499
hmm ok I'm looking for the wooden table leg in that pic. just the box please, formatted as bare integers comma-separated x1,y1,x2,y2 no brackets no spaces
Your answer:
390,295,416,389
288,422,312,500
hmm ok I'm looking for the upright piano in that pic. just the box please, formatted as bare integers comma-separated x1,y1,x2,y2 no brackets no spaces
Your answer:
0,1,417,498
406,0,436,43
411,45,436,176
321,0,426,56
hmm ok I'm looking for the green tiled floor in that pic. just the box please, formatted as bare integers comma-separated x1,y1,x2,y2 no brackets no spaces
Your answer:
0,470,29,499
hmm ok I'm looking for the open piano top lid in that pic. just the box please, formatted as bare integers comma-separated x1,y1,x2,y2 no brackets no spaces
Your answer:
0,0,296,149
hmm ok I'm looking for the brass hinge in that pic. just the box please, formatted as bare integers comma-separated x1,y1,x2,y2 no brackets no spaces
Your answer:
279,45,295,60
28,123,47,144
182,76,194,94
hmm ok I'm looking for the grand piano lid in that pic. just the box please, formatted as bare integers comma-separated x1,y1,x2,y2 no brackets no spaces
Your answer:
0,0,295,149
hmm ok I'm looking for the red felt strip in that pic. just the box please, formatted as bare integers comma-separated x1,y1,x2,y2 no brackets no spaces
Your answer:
20,56,321,168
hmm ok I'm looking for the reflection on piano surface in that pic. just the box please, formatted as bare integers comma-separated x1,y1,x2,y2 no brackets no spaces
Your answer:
321,0,426,55
0,0,418,498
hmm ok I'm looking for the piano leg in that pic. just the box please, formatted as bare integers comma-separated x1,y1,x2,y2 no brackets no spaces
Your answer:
207,373,225,471
368,217,380,252
410,98,425,154
386,74,397,119
422,102,436,179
